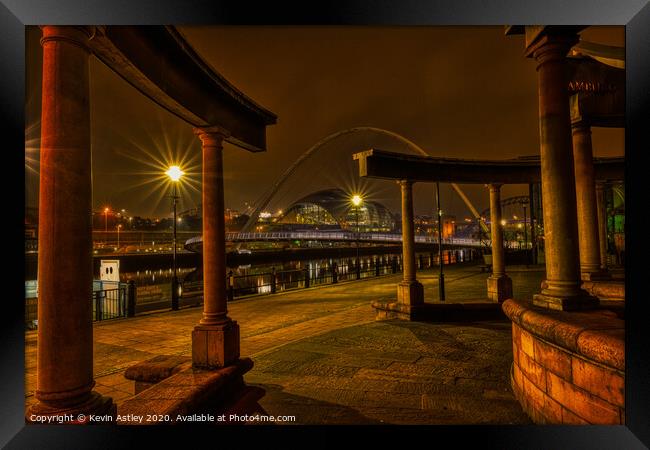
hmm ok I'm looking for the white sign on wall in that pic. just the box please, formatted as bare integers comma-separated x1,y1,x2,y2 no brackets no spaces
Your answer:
100,260,120,282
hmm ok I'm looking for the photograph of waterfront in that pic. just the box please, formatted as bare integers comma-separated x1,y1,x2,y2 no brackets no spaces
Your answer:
24,25,625,426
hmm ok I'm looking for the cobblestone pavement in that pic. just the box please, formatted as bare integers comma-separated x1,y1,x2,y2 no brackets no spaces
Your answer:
247,320,533,424
25,263,544,424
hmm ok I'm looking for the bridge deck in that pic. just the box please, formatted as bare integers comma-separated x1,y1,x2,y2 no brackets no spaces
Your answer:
25,263,545,424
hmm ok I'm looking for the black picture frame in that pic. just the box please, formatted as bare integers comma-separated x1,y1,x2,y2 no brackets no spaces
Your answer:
3,1,649,448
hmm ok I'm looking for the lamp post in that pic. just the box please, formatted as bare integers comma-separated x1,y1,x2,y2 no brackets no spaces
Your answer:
522,202,528,265
351,194,363,280
165,165,184,311
436,182,445,302
116,224,122,251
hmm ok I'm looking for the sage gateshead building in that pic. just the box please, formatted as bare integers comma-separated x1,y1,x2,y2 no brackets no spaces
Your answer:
277,189,396,232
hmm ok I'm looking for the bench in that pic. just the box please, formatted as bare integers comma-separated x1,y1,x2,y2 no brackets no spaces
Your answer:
120,357,263,424
124,354,192,394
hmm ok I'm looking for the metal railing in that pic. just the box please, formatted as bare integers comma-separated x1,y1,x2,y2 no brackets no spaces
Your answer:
178,250,478,302
25,283,132,328
223,231,489,246
92,285,128,321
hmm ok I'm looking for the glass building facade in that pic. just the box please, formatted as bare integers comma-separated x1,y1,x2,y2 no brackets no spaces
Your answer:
278,189,396,232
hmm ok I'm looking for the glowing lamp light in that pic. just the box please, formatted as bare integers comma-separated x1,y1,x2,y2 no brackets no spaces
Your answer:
351,194,363,206
500,219,507,226
165,165,184,182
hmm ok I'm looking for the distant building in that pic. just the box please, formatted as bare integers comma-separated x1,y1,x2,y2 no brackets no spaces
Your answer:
25,206,38,239
414,214,455,238
277,188,396,232
442,216,456,239
225,208,240,223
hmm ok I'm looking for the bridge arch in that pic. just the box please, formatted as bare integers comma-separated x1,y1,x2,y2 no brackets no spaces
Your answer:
242,127,486,233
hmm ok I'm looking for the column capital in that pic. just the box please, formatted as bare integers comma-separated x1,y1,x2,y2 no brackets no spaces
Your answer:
525,33,579,67
40,26,97,51
489,183,503,192
193,125,230,146
397,179,413,188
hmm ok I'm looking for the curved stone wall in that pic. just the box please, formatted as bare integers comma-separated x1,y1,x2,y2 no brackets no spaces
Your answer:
502,299,624,424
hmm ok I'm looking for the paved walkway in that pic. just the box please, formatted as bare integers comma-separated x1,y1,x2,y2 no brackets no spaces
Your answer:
25,263,544,424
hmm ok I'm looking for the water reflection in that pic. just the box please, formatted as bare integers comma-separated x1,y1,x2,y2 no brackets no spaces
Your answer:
120,249,476,299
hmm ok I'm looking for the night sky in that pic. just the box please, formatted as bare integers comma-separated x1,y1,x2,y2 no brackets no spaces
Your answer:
25,26,624,220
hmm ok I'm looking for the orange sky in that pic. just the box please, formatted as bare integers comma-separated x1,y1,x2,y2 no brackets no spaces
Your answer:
25,26,624,219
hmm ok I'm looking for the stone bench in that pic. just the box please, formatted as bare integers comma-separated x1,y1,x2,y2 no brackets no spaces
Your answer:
372,300,505,322
124,355,192,394
119,358,264,424
581,280,625,302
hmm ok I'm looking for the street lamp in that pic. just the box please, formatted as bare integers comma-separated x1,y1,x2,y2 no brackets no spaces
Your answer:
103,207,110,246
116,224,122,250
522,202,529,265
351,194,363,280
436,182,445,302
165,165,184,311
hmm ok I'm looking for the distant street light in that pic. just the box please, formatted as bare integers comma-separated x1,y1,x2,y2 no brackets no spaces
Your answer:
165,165,184,311
104,207,110,233
351,194,363,280
116,224,122,250
103,207,110,246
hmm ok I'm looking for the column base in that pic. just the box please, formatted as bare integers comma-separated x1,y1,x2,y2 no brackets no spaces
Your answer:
192,320,240,369
487,275,513,303
26,391,115,424
396,280,424,307
532,291,599,311
580,269,611,281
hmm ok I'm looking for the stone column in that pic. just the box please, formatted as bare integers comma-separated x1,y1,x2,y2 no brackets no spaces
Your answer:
487,184,512,302
27,26,115,422
527,32,598,310
572,123,608,280
192,127,240,368
595,182,609,270
396,180,424,309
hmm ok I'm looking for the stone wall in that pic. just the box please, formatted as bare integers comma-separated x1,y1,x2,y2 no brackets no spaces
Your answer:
503,299,624,424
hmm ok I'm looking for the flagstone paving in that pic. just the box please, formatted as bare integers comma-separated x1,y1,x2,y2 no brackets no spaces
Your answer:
25,263,544,424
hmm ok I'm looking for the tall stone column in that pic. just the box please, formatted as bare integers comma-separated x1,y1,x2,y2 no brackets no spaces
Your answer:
396,180,424,309
596,182,609,270
572,123,608,280
487,184,512,302
192,127,240,368
527,32,598,310
27,26,114,422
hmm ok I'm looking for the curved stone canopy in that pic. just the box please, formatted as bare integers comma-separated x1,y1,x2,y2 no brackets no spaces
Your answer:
354,149,624,184
87,26,277,152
